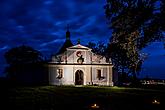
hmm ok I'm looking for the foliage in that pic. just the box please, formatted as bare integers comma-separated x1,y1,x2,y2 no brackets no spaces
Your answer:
4,45,47,85
104,0,165,79
160,0,165,30
5,45,44,65
86,41,107,56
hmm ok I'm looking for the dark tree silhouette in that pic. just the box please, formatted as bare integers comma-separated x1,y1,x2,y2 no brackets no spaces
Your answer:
4,45,48,85
104,0,164,81
86,41,107,56
5,45,43,65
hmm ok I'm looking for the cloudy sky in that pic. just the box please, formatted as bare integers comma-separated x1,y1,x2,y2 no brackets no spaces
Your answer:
0,0,164,79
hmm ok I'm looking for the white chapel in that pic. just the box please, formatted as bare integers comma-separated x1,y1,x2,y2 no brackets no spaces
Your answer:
48,28,116,86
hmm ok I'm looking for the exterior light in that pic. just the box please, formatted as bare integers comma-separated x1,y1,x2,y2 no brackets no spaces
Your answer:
91,103,100,109
152,99,160,105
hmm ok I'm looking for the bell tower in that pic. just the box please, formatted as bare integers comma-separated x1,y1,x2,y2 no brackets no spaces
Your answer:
57,24,73,54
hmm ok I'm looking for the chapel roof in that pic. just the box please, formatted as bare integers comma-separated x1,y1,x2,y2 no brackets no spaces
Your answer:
57,39,73,54
67,44,91,50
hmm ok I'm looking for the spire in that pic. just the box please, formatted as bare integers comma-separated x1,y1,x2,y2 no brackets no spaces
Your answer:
77,38,80,44
66,24,70,40
57,24,73,54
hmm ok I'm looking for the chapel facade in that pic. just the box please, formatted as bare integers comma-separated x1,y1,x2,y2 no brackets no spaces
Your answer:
48,28,116,86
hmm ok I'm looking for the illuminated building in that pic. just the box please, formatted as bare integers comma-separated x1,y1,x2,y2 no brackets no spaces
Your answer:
48,27,116,86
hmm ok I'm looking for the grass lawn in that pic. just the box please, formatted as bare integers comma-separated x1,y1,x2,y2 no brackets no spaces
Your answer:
2,85,165,110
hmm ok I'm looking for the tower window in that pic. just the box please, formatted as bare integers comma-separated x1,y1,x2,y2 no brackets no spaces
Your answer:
57,69,63,79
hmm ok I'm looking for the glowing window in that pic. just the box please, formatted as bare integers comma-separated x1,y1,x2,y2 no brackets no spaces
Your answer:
57,69,63,79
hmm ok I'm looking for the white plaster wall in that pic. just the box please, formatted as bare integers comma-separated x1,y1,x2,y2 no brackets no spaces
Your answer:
103,68,108,81
85,51,92,64
109,66,113,86
49,65,59,85
85,66,91,85
67,50,74,63
66,50,92,64
49,43,114,86
63,65,74,85
48,64,114,86
91,65,113,86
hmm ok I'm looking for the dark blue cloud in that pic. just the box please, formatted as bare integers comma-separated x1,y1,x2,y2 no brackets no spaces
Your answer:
0,0,164,79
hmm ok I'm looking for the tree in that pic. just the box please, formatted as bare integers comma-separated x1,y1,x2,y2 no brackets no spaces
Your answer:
5,45,43,65
161,1,165,49
104,0,164,80
86,41,107,56
160,0,165,31
4,45,47,85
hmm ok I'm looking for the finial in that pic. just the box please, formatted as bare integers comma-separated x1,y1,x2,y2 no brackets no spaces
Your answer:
77,38,80,44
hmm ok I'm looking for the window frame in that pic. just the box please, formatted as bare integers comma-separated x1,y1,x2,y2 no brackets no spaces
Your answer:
96,69,104,80
56,68,63,79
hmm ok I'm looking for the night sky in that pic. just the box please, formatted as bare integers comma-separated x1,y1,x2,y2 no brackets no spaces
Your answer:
0,0,164,79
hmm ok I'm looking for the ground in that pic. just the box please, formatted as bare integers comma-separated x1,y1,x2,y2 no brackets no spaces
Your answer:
2,85,165,110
